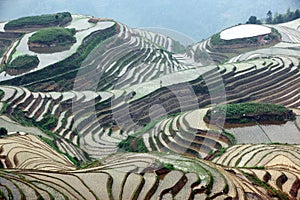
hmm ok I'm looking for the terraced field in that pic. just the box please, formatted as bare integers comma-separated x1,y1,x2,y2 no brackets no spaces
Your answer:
0,12,300,199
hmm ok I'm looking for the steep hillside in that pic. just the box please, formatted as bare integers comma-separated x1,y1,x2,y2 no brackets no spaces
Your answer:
0,15,190,92
0,12,300,200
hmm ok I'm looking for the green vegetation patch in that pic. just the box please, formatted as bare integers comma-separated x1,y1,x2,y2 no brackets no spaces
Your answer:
28,27,76,46
204,102,296,125
4,12,72,30
38,136,80,167
8,54,39,69
2,24,117,91
0,127,8,137
0,39,12,58
0,89,3,99
243,172,289,200
118,135,149,153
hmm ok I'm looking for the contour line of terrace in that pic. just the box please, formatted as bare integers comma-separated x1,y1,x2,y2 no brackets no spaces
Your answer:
220,24,272,40
0,15,115,81
126,65,216,102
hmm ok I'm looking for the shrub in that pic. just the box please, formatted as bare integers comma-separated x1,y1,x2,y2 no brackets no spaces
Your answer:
8,55,39,69
164,163,175,170
205,102,296,124
39,114,58,130
118,136,149,153
4,12,72,29
0,127,8,136
0,89,3,99
28,27,76,46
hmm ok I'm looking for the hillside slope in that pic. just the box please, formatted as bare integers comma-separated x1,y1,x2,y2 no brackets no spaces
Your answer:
0,13,300,200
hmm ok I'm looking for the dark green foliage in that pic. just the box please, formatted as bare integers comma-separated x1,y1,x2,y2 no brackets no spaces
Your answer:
2,24,117,90
246,16,262,24
4,12,72,29
0,127,8,136
243,172,289,200
39,136,80,167
9,108,82,166
273,14,284,24
205,102,296,124
0,89,3,99
266,10,273,24
0,39,12,57
210,32,257,46
211,147,227,159
8,55,39,69
262,8,300,24
0,190,5,199
0,102,8,115
37,194,45,200
39,114,58,130
28,27,76,46
118,136,149,153
163,163,175,170
273,8,300,23
171,40,186,53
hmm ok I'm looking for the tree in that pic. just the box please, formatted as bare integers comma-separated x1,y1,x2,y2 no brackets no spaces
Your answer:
246,16,258,24
275,14,284,24
266,10,273,24
294,9,300,20
0,127,7,136
256,19,262,25
285,8,294,22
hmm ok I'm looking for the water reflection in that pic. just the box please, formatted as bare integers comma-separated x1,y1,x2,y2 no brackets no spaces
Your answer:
223,117,300,144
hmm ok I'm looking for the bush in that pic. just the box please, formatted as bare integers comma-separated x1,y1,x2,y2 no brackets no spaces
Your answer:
118,136,149,153
28,27,76,46
39,114,58,130
0,127,8,136
4,12,72,29
205,102,296,124
0,89,3,99
8,55,39,69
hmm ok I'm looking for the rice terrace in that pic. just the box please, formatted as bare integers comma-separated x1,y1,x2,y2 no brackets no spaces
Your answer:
0,2,300,200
